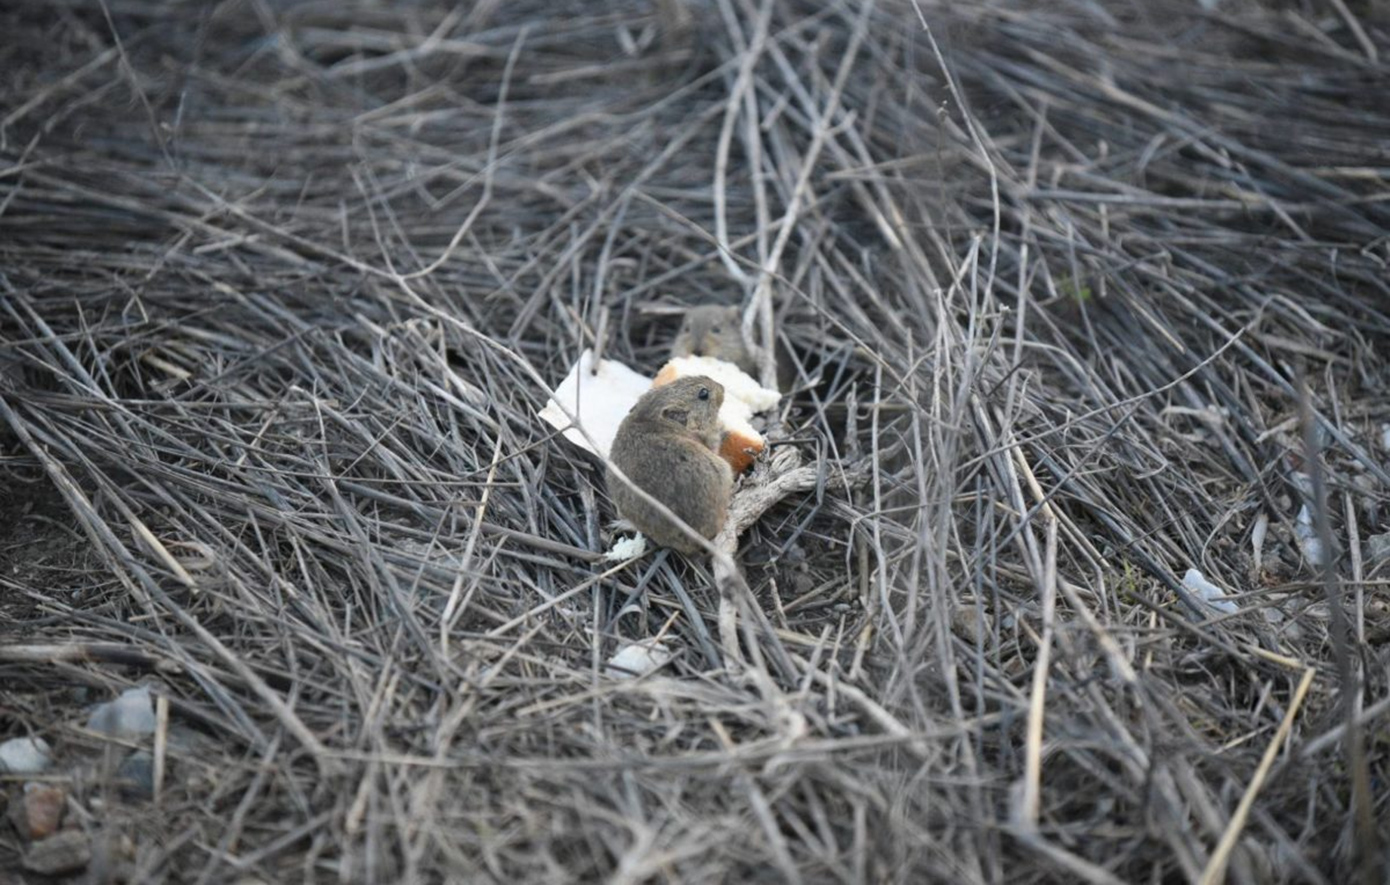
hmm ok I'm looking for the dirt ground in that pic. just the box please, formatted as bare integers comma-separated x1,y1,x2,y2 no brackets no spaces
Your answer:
3,0,1390,883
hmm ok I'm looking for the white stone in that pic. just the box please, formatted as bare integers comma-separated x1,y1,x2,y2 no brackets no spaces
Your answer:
1182,568,1238,614
0,736,52,774
606,640,673,679
86,685,156,737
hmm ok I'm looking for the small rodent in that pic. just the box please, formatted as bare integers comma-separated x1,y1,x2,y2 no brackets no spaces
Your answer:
607,375,733,554
671,305,756,375
672,303,796,391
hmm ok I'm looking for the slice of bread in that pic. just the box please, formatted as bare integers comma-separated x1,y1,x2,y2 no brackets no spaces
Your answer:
653,356,780,473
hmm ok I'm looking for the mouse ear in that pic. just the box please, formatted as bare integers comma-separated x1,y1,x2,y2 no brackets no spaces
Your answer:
662,407,689,426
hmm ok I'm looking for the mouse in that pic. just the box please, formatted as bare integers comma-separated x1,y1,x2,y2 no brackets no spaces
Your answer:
670,305,756,375
607,375,733,554
671,303,799,391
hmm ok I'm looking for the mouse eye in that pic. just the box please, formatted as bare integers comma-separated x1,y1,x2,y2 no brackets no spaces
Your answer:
697,387,710,401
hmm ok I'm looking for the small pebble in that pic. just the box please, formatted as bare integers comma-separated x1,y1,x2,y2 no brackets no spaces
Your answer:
87,685,156,738
116,750,155,801
0,736,52,774
9,784,67,840
1366,533,1390,565
22,830,92,876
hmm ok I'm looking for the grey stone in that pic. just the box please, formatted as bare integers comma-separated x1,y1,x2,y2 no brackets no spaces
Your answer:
116,750,155,801
22,830,91,875
1366,533,1390,565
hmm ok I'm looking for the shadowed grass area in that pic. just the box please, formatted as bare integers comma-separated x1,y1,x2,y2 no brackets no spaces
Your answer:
1,0,1388,881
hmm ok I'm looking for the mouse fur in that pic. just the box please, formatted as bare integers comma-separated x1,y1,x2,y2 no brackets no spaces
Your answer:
607,375,733,553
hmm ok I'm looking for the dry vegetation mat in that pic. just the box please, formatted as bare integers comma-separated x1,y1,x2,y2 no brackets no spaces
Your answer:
2,0,1389,881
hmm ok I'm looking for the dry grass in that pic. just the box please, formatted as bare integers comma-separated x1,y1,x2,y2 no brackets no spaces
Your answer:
2,0,1389,882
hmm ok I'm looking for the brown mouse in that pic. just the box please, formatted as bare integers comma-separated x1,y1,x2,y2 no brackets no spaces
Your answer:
607,376,733,554
670,305,756,375
672,303,797,391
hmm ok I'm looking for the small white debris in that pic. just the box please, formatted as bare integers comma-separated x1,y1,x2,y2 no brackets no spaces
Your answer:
1251,513,1269,573
1365,533,1390,565
0,737,53,774
538,349,652,458
604,534,649,562
1381,424,1390,454
87,686,156,738
1294,504,1327,567
1182,568,1238,614
606,640,673,679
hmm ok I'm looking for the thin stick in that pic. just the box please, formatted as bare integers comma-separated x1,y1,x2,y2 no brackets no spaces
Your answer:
1198,668,1316,885
1016,516,1058,827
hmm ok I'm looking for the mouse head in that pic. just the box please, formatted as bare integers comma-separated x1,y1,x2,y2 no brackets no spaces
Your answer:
636,375,724,433
671,305,751,367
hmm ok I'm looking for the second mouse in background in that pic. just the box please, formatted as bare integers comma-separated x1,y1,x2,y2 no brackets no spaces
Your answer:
670,305,755,374
670,304,796,392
